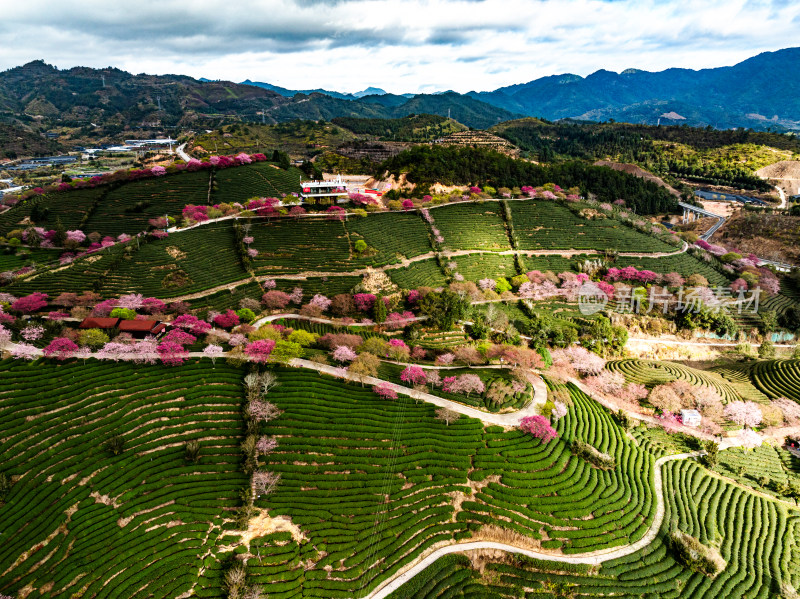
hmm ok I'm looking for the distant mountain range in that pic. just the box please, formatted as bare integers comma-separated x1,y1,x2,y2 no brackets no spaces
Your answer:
0,61,519,130
0,48,798,135
468,47,800,131
240,81,412,100
238,47,800,131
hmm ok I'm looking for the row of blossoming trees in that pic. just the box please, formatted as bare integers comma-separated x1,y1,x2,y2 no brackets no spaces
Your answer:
0,152,267,207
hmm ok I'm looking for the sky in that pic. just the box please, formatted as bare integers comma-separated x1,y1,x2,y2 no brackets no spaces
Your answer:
0,0,797,94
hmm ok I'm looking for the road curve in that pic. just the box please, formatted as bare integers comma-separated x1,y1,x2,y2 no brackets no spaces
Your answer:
176,142,192,162
363,452,702,599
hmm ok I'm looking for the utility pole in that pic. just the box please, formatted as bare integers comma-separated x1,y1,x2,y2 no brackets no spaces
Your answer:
101,74,106,88
157,96,162,112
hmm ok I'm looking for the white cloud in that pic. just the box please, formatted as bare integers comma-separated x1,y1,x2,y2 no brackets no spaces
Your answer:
0,0,796,93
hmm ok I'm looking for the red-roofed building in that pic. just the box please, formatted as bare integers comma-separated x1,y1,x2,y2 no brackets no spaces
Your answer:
78,317,120,330
118,320,166,337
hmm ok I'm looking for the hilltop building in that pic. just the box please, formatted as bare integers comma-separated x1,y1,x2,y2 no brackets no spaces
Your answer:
299,174,349,204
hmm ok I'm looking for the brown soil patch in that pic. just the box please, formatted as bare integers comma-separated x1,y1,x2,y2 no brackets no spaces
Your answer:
757,161,800,196
1,502,79,580
118,500,175,528
716,212,800,263
220,509,306,552
166,246,187,260
90,491,120,508
469,524,542,552
594,161,681,197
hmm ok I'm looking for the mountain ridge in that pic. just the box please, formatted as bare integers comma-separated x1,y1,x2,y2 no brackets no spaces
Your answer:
1,48,799,132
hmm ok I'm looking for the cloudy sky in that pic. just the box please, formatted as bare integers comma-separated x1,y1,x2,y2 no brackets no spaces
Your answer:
1,0,797,94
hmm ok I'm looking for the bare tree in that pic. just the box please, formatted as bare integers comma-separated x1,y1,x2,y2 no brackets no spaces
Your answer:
259,372,279,396
247,399,282,424
435,407,460,427
224,563,247,599
252,470,281,497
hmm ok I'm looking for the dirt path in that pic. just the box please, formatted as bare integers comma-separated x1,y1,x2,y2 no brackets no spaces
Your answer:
160,240,688,304
289,358,548,426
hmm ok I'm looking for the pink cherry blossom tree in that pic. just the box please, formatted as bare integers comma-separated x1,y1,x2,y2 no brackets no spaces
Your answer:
447,374,485,397
172,314,212,335
262,290,291,310
244,339,276,363
11,293,48,314
724,401,763,428
43,337,79,361
373,383,398,400
252,470,280,497
247,398,282,423
0,326,11,348
256,436,278,455
203,344,224,365
436,353,455,365
738,428,762,449
400,365,427,386
551,401,568,422
157,341,188,366
519,415,558,443
308,294,332,312
21,324,45,341
11,342,39,360
289,287,304,305
331,345,358,363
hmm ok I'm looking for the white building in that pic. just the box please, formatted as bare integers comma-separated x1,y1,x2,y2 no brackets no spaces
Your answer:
299,175,349,204
680,409,702,428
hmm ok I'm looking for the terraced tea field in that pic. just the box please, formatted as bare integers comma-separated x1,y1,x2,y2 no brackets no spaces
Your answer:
246,374,656,596
388,458,800,598
614,253,730,286
346,212,433,268
607,358,761,403
718,359,800,400
0,163,304,240
451,253,518,281
431,203,511,251
509,200,675,252
0,359,247,599
212,162,304,204
387,257,447,289
9,222,250,298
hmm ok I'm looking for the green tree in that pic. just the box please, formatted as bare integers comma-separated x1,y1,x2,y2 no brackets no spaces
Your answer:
701,440,719,468
373,296,387,323
758,340,776,359
78,328,110,349
52,217,67,247
287,329,316,347
419,290,470,330
495,278,512,293
269,340,303,363
760,310,778,334
110,307,136,320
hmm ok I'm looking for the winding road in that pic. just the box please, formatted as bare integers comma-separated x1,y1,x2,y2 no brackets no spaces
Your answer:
364,452,699,599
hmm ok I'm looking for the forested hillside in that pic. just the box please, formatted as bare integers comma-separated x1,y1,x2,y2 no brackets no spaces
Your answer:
380,145,678,214
0,123,63,159
492,119,799,191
